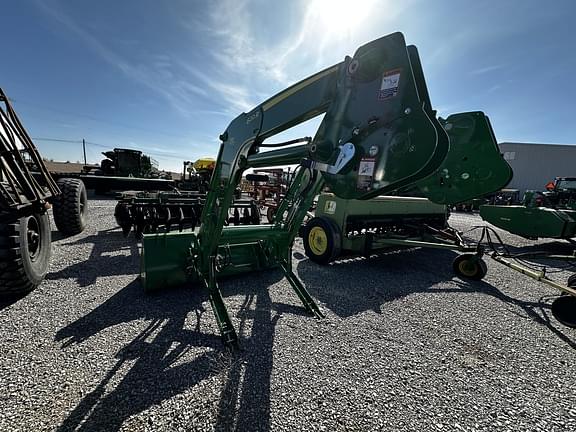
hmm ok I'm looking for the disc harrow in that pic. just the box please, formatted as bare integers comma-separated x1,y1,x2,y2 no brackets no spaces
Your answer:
115,191,261,238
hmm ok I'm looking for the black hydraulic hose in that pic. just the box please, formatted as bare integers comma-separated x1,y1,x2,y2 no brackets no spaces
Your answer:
473,225,576,274
258,137,312,148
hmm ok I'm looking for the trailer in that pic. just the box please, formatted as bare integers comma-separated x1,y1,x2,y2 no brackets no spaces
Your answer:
47,172,175,194
0,88,87,294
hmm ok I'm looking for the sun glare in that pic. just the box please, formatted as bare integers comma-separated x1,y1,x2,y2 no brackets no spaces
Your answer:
309,0,376,35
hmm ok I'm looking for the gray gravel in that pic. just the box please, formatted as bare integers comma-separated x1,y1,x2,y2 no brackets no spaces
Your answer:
1,198,576,431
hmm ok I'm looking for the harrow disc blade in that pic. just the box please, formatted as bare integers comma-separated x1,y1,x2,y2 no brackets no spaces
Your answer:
114,202,133,237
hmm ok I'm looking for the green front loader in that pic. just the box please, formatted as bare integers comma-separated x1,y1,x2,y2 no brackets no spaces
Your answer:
140,32,512,348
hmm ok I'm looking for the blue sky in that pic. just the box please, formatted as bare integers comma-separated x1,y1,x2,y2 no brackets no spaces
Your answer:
1,0,575,172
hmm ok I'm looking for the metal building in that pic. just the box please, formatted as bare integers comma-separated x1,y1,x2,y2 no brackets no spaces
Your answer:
498,142,576,195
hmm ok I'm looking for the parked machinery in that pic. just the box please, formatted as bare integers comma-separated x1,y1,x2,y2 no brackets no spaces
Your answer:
300,110,512,271
480,177,576,240
84,147,170,179
114,158,260,238
476,177,576,326
0,88,87,294
139,32,515,348
45,152,175,195
180,157,215,193
302,194,480,268
452,188,520,213
246,168,291,223
115,191,261,239
488,188,520,206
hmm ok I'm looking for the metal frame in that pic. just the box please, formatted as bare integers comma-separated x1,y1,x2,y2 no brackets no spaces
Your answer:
140,32,513,348
488,253,576,297
0,88,59,220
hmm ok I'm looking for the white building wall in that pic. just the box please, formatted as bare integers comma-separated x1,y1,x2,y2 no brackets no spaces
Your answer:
498,142,576,194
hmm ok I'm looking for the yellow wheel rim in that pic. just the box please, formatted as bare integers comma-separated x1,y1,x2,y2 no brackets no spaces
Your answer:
308,226,328,256
458,260,477,277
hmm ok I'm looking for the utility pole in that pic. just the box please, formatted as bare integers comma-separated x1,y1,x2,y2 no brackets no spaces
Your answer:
82,139,87,165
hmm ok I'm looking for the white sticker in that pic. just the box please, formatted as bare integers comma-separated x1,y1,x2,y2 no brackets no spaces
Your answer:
378,69,401,100
324,200,337,214
359,159,375,176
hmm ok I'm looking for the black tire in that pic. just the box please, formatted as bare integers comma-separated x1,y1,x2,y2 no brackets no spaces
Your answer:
100,158,113,175
303,216,341,265
0,213,51,295
567,273,576,288
551,295,576,328
453,254,487,280
53,178,88,236
266,207,276,224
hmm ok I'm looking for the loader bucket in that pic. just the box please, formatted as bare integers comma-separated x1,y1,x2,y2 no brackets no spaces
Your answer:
140,232,197,292
141,225,285,292
319,33,449,200
415,112,513,205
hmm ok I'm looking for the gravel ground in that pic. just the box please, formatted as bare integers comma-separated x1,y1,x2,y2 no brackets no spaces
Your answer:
1,198,576,432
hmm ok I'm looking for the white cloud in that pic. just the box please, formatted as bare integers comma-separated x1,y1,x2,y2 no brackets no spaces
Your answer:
471,64,506,75
37,0,413,125
178,63,258,113
183,0,407,116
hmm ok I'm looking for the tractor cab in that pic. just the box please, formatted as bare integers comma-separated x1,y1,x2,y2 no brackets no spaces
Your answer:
542,177,576,209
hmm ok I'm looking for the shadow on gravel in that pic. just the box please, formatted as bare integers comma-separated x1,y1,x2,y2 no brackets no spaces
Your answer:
56,270,293,431
470,279,576,350
213,271,287,432
49,225,119,243
46,229,139,286
297,247,461,318
50,230,66,242
0,293,26,311
485,239,576,273
297,247,576,349
508,240,576,255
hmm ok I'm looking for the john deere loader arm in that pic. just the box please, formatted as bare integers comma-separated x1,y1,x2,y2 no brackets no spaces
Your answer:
141,32,511,348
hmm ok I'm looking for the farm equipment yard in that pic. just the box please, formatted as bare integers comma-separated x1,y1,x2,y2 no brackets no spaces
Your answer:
2,5,576,429
0,196,574,432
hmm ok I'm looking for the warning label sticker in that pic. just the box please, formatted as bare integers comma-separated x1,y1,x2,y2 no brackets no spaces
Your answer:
378,69,401,100
357,157,376,190
324,200,337,215
359,159,375,176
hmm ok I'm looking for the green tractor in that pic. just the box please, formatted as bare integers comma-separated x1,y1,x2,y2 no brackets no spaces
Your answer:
80,148,172,194
86,148,167,178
